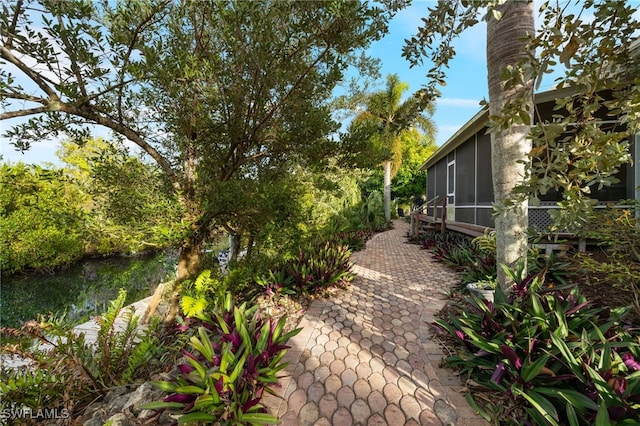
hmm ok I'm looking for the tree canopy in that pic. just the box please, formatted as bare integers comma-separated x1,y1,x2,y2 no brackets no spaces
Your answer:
1,0,409,322
404,0,640,231
1,0,404,273
350,73,435,224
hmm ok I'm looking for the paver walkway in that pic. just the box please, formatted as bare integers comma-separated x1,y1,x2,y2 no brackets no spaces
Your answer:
263,220,490,425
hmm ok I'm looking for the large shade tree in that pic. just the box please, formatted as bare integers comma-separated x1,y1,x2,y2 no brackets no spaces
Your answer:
0,0,403,321
352,74,435,225
403,0,639,288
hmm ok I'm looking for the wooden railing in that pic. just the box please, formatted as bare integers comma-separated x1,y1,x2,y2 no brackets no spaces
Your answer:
410,196,446,235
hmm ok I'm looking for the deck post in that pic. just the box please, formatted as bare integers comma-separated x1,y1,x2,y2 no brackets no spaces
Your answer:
440,198,446,233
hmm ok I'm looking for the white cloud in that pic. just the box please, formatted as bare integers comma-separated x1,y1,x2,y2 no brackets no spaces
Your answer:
437,98,482,108
393,2,430,37
435,124,463,146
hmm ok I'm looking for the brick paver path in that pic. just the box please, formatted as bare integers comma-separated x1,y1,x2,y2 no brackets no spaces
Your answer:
263,220,489,425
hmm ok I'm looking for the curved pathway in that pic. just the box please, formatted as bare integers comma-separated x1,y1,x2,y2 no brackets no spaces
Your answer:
263,220,490,425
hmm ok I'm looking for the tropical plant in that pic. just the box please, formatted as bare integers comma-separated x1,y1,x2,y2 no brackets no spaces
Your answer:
146,293,301,425
257,240,355,298
391,127,437,207
350,74,435,225
180,270,228,319
284,242,355,295
434,266,640,425
0,290,170,417
333,229,374,252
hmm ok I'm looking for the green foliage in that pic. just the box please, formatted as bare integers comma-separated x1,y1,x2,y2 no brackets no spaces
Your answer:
147,293,301,425
180,270,228,318
572,204,640,315
424,232,497,283
434,269,640,425
2,0,403,287
0,290,170,416
1,147,183,273
333,229,374,252
513,1,640,231
360,190,387,232
283,242,355,295
391,127,437,205
0,163,85,272
258,240,355,297
422,230,571,286
348,74,435,224
59,139,185,256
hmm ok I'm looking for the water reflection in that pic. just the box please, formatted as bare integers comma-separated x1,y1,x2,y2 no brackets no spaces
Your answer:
0,250,176,328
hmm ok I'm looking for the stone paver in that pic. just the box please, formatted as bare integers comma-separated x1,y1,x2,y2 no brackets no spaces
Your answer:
265,220,489,425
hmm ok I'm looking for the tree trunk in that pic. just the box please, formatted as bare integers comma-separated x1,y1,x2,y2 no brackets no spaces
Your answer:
164,236,202,324
384,160,392,225
487,1,534,289
229,232,241,263
141,233,202,325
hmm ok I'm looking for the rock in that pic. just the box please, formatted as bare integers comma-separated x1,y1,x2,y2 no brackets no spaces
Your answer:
81,381,174,426
104,413,130,426
123,382,165,415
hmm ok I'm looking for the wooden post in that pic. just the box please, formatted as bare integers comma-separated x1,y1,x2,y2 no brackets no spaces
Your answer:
432,197,438,223
440,197,447,233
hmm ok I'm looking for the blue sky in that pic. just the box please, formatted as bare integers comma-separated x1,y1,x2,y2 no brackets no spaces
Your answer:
372,1,490,145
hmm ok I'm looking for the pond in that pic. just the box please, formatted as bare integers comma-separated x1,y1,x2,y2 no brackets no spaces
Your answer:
0,250,177,329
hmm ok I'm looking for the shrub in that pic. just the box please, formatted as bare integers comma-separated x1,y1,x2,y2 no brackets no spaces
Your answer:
333,229,373,252
424,232,497,282
286,242,354,294
146,293,301,425
0,290,169,417
434,266,640,425
572,205,640,315
259,240,355,297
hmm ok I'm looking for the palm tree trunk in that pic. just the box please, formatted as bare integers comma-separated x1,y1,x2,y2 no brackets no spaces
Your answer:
487,1,534,289
383,160,392,225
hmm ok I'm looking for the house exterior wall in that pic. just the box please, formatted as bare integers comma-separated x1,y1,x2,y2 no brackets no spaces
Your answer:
425,114,637,231
426,130,496,228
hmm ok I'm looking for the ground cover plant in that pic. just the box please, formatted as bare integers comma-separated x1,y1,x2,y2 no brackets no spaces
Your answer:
257,239,356,297
418,230,497,283
433,266,640,425
0,290,173,421
412,220,640,425
146,293,300,425
416,229,570,287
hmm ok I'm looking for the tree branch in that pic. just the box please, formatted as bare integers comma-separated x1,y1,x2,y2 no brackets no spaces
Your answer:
0,91,46,104
3,0,23,49
0,106,50,120
0,46,60,100
55,14,88,99
65,104,182,195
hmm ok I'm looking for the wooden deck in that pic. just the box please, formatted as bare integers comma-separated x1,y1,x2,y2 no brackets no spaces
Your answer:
412,213,490,237
410,207,586,254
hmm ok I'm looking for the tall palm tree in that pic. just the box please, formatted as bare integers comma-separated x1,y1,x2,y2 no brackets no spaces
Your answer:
356,74,435,225
487,1,534,288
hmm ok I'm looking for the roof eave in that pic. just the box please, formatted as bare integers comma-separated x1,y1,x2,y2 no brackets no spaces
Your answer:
420,107,489,170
